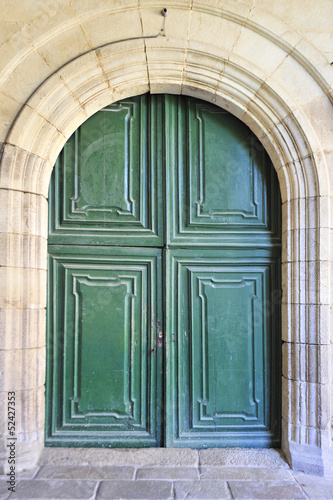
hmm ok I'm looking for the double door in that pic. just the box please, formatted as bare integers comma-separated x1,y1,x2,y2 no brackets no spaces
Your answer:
46,94,281,448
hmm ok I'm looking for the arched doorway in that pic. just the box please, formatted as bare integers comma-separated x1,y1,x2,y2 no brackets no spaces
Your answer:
46,93,281,448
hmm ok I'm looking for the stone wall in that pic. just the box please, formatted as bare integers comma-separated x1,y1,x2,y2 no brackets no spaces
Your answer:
0,0,332,475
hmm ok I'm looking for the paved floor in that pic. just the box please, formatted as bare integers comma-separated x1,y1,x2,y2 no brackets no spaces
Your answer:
1,448,333,499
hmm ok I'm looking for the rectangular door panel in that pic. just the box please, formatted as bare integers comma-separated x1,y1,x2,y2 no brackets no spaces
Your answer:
46,246,162,447
165,248,280,448
49,95,163,246
166,96,281,247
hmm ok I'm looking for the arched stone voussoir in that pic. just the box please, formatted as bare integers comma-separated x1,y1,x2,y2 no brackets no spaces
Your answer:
2,29,328,203
0,14,332,476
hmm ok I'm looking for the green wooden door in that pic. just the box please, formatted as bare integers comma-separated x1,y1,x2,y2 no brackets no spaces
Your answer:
46,94,281,448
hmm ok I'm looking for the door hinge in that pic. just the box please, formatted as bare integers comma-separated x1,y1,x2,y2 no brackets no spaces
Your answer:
172,333,176,342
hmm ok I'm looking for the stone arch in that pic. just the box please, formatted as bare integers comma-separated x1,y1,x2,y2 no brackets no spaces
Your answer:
0,9,332,476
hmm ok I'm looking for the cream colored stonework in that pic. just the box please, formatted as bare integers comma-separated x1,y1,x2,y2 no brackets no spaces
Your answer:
0,0,332,476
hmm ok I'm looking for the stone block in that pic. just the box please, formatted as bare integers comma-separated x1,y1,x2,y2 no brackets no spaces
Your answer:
39,447,199,467
0,387,44,441
36,465,135,480
81,8,142,48
37,24,90,73
281,260,331,306
141,4,190,41
268,51,324,107
282,376,330,430
301,95,333,156
0,480,11,499
281,227,330,264
1,50,51,110
200,467,292,480
0,348,45,391
234,26,288,77
0,189,48,238
199,449,289,468
0,308,46,350
324,150,333,194
301,30,333,79
247,3,299,43
282,197,324,233
293,471,333,498
17,467,40,479
174,479,230,499
25,71,88,146
0,144,52,196
219,60,263,104
75,79,109,113
70,0,136,13
0,233,47,270
189,10,243,53
293,472,333,500
282,342,331,384
146,38,187,77
281,303,331,344
4,435,44,473
0,267,47,310
27,72,87,135
56,50,103,101
12,2,78,42
275,165,292,204
0,91,21,144
97,41,148,90
284,431,333,476
182,83,221,107
136,467,199,480
6,105,53,157
49,102,87,147
97,480,173,499
32,116,67,162
12,479,97,498
151,81,182,95
228,479,307,499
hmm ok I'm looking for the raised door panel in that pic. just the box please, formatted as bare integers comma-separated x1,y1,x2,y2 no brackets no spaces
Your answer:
166,96,281,247
46,246,162,447
49,95,163,246
165,249,281,447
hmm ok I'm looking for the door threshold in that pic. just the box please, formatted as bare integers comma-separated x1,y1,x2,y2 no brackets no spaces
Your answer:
39,447,289,469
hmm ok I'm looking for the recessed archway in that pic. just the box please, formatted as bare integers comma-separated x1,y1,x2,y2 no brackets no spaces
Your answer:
0,18,332,474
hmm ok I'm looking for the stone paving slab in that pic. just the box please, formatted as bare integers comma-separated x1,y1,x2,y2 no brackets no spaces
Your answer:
7,479,98,499
136,466,199,480
17,467,40,479
96,480,173,499
293,472,333,499
199,448,289,468
228,479,308,499
174,480,231,499
36,465,135,480
0,467,40,480
200,466,293,480
0,480,11,500
39,448,199,467
7,449,333,500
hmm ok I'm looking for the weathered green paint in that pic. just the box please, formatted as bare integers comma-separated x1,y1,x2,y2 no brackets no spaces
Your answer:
49,94,163,246
46,94,281,448
164,95,281,247
46,246,163,447
165,248,281,448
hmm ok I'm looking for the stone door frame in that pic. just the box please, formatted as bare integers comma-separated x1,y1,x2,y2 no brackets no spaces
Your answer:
0,30,332,475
